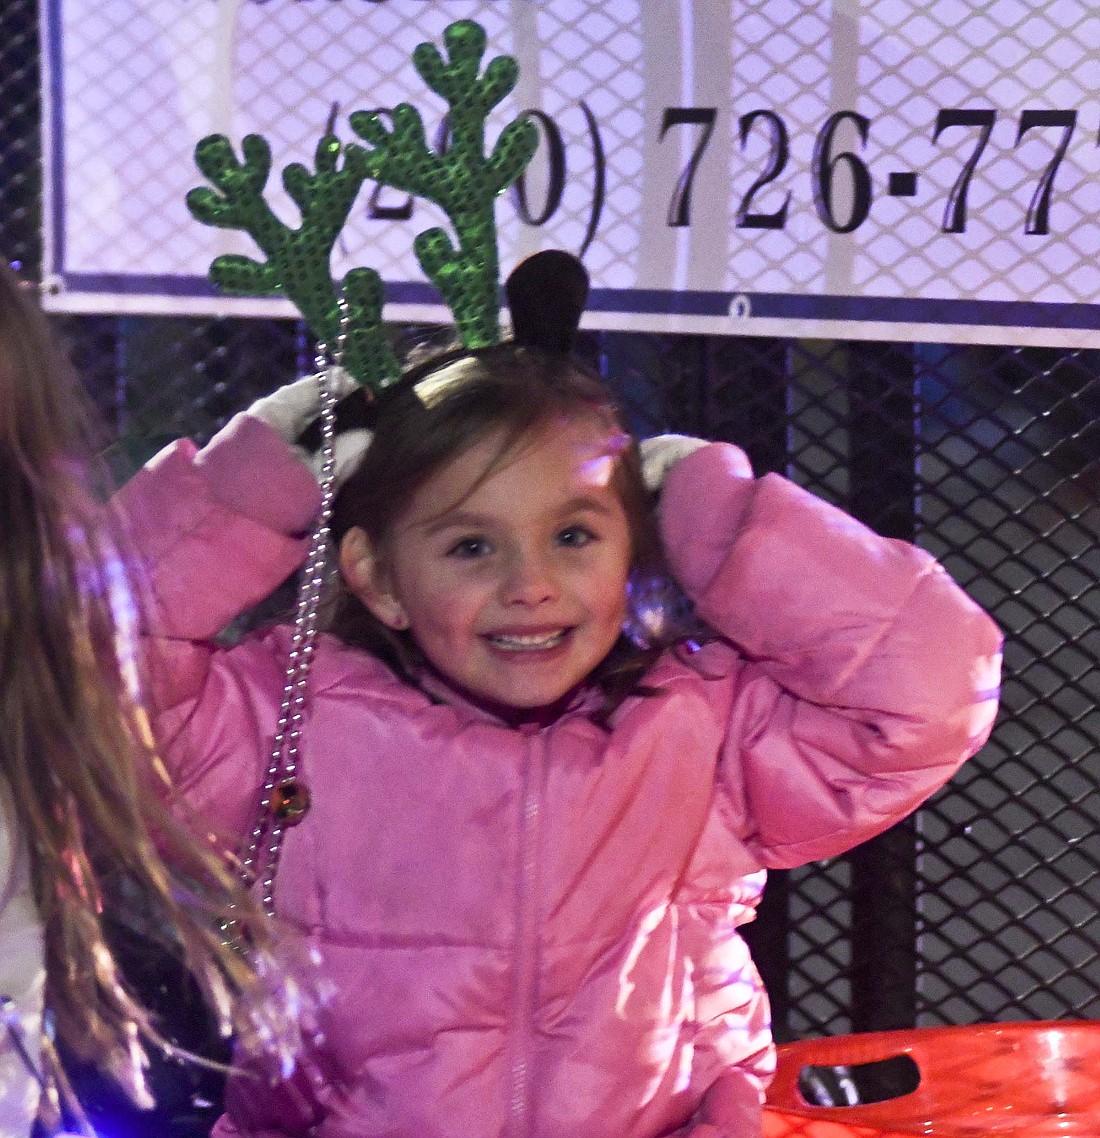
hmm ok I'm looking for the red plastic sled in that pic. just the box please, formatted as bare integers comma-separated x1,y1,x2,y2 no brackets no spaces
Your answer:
762,1020,1100,1136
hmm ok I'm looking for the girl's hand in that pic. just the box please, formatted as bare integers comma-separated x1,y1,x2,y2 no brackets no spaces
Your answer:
677,1071,766,1137
246,370,371,487
640,434,711,491
247,370,359,439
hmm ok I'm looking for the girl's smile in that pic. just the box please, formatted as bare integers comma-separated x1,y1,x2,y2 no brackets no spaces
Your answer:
339,416,633,713
485,629,568,650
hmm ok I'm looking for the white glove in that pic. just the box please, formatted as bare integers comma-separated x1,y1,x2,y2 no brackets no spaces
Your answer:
246,368,360,440
640,433,710,491
247,368,372,487
301,427,374,488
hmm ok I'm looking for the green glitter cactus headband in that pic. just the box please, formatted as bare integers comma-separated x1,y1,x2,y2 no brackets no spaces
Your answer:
186,19,540,392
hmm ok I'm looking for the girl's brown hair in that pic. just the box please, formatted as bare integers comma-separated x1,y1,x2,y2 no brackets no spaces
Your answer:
0,259,295,1101
329,343,689,721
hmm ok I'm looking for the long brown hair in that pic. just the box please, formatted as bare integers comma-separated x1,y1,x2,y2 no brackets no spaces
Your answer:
329,343,690,720
0,259,293,1100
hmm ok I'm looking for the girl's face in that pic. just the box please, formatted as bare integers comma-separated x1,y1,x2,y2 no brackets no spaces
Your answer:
339,416,634,713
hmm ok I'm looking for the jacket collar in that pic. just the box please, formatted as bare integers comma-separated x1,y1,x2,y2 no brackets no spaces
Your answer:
416,665,601,730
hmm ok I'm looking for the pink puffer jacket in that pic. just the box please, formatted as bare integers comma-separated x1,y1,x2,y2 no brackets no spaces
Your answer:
117,418,1001,1138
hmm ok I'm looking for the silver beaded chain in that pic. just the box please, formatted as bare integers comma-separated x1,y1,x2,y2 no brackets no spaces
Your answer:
237,304,348,919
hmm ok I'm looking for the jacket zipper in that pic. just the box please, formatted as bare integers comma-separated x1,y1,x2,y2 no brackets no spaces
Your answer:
506,729,545,1138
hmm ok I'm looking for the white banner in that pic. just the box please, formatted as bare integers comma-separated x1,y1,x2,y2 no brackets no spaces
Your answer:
41,0,1100,345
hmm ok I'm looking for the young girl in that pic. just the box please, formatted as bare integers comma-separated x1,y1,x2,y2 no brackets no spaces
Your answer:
0,258,312,1136
116,330,1001,1137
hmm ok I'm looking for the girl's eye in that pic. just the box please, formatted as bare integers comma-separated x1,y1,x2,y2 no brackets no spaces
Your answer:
447,536,491,559
557,525,595,548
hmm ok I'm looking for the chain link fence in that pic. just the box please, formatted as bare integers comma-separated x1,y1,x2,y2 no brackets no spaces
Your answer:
4,0,1098,1132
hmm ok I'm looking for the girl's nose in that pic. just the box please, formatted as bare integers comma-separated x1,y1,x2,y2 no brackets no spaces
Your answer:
502,550,559,606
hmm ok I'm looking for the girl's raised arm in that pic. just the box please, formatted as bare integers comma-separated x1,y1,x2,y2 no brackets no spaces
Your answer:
115,414,320,646
659,442,1002,867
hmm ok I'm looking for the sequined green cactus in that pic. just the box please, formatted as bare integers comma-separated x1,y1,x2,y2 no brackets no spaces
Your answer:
349,19,538,348
188,19,537,381
187,132,399,391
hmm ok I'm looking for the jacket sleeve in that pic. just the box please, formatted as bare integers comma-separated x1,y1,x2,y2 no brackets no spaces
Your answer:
112,414,321,811
660,443,1002,868
115,413,320,649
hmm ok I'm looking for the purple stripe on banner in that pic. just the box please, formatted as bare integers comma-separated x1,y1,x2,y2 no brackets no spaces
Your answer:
59,274,225,298
743,293,1100,330
587,288,728,316
46,275,1100,334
